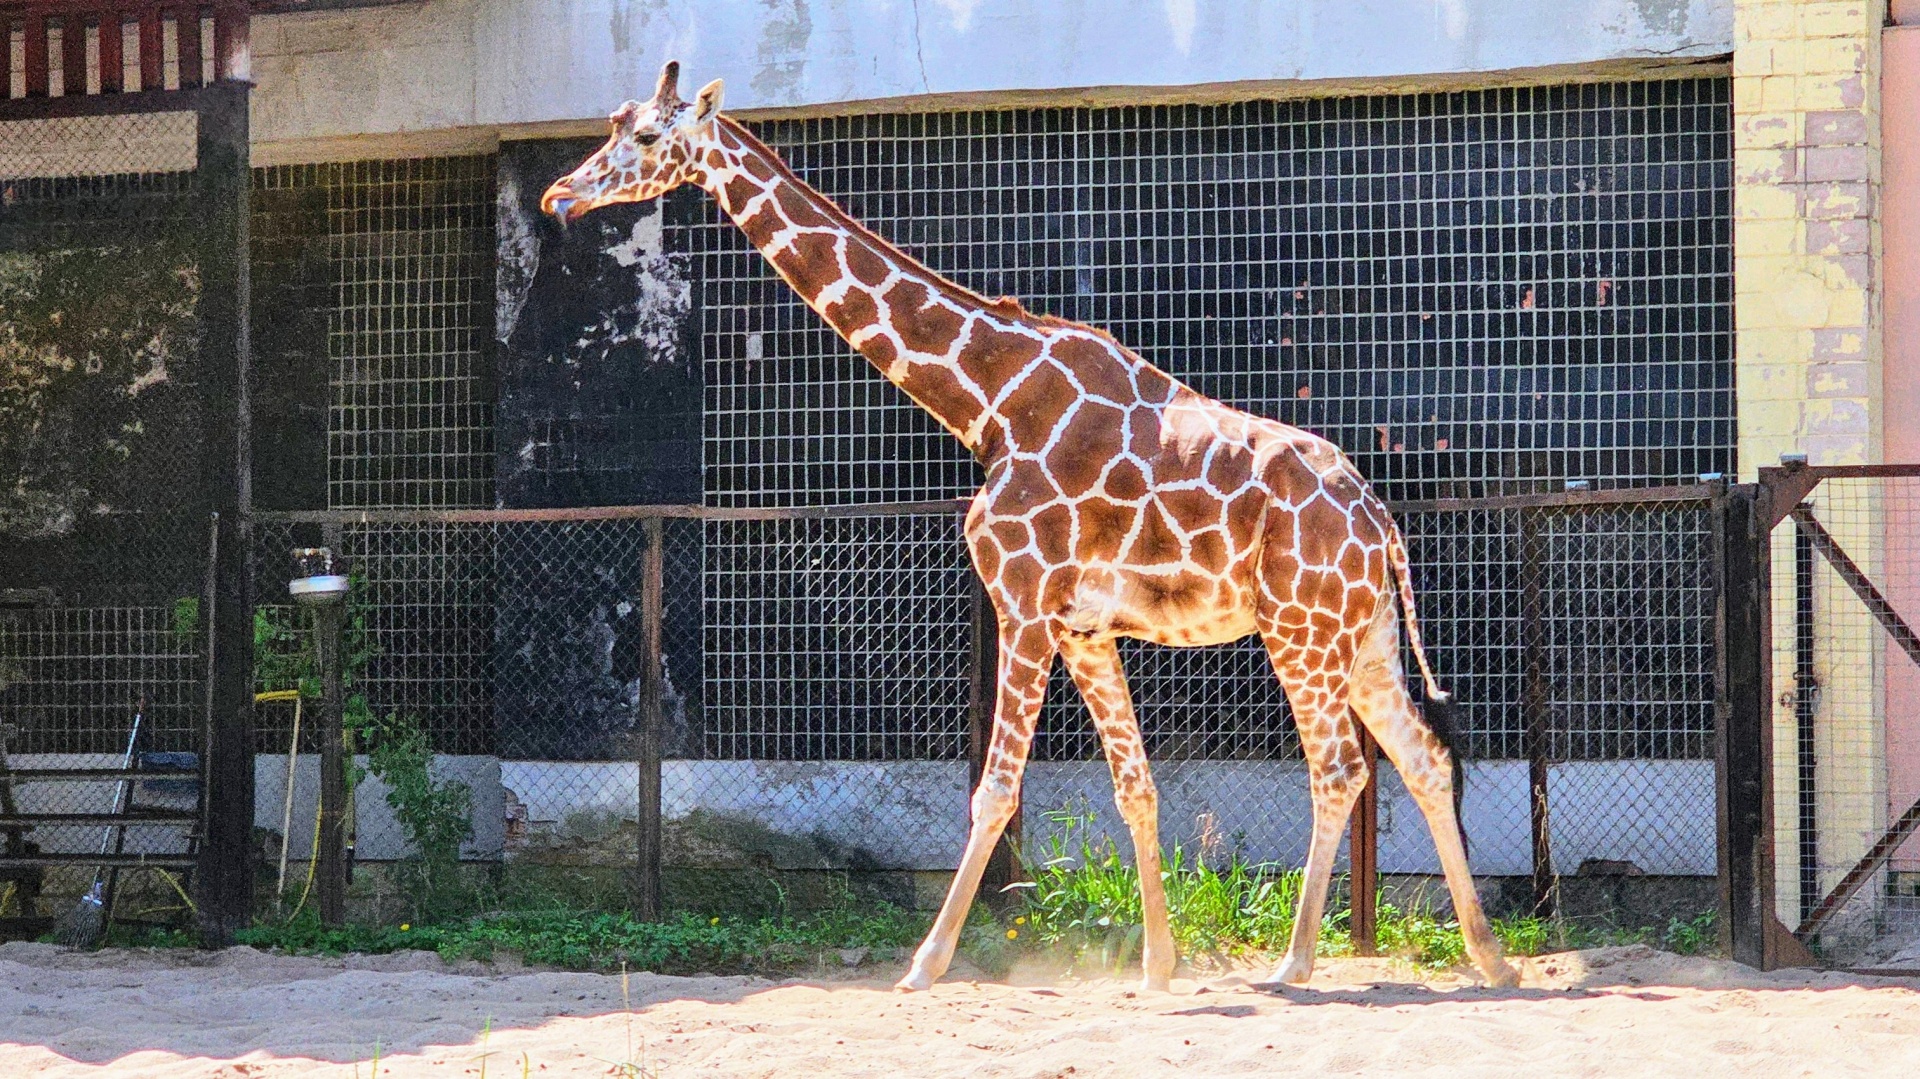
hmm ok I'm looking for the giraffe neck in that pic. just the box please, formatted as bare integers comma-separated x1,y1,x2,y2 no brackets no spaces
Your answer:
693,117,1040,456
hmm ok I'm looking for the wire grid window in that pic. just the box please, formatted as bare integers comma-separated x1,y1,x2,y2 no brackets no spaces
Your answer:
254,156,497,511
1771,477,1920,955
687,78,1733,509
700,513,973,759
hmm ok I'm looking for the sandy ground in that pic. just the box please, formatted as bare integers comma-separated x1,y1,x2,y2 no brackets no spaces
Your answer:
0,942,1917,1078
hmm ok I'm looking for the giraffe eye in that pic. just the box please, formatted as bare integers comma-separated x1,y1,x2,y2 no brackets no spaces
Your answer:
636,130,661,147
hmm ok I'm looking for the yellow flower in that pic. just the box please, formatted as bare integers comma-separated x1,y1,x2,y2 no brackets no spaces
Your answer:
1005,928,1018,940
1014,916,1026,926
399,923,410,932
710,917,720,926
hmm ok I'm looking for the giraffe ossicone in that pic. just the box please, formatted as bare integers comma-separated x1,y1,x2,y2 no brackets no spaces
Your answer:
544,61,1520,994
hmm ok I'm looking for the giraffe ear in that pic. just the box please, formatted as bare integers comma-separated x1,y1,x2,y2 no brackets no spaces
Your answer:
654,60,681,104
692,79,725,126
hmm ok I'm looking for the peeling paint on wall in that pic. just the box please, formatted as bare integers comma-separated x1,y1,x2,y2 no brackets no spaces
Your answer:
0,236,201,538
495,171,541,345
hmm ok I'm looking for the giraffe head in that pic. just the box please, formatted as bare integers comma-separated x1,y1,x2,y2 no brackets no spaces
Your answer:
541,60,724,223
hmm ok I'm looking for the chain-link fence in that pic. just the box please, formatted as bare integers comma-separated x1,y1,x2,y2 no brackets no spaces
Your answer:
0,105,220,926
241,484,1721,930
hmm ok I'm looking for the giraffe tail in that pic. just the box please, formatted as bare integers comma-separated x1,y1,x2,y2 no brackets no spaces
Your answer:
1381,508,1471,858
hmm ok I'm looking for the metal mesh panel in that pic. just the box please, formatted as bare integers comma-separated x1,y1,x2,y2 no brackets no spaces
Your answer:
253,156,497,511
700,513,972,761
0,111,207,870
1771,476,1920,960
689,79,1733,509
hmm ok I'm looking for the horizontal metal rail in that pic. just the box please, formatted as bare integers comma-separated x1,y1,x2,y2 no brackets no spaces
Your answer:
253,482,1719,527
0,852,196,868
0,769,196,782
0,811,198,826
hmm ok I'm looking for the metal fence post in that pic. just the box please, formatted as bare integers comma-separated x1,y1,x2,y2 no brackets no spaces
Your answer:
1714,481,1775,968
635,516,665,920
314,598,347,925
193,81,255,947
1520,507,1555,917
1793,521,1820,924
1348,730,1379,955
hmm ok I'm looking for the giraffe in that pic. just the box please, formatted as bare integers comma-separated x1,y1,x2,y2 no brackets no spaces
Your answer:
543,61,1521,994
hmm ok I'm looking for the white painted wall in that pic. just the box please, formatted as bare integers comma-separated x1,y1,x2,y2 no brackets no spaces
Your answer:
249,0,1732,155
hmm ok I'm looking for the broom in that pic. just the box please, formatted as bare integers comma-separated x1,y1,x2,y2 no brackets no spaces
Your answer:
54,707,143,949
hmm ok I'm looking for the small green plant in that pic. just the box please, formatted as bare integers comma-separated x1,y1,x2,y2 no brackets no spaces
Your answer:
182,578,475,923
349,707,475,923
1012,808,1721,973
1662,908,1717,955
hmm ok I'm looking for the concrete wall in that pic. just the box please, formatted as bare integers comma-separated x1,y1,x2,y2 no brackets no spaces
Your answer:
248,0,1733,160
498,757,1717,876
1734,0,1883,474
1730,0,1890,928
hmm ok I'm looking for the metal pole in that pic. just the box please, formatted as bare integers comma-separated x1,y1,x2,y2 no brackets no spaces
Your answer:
1793,520,1820,924
314,600,346,926
1348,729,1379,955
1520,507,1555,918
635,516,665,920
192,80,255,947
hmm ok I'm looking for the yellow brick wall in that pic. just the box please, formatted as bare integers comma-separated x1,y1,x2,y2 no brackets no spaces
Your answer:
1736,0,1883,474
1737,0,1888,939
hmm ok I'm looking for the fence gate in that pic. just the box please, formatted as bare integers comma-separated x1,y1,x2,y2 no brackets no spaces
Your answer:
1737,463,1920,968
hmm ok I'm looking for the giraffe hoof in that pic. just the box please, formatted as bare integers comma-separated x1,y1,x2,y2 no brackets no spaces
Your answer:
894,969,935,992
1139,973,1172,994
1258,957,1313,986
1481,961,1521,989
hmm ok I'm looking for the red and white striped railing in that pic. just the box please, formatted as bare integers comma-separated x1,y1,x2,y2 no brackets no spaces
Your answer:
2,1,249,101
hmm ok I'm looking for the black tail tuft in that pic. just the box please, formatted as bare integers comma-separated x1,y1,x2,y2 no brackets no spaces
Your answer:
1421,689,1471,859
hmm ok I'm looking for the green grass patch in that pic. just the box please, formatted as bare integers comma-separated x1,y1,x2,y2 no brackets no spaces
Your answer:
234,905,934,975
1012,809,1719,973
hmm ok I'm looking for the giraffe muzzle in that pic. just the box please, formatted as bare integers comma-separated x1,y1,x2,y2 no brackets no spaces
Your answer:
540,185,583,223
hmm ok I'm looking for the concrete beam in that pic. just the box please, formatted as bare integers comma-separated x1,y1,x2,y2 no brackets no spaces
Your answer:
249,0,1733,162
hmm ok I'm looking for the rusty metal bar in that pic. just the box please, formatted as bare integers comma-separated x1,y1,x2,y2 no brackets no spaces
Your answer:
250,481,1720,528
634,516,664,921
98,12,121,93
1348,729,1379,955
1797,798,1920,939
1520,506,1556,917
1790,506,1920,671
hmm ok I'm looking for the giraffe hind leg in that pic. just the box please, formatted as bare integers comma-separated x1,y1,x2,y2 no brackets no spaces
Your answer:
1250,677,1366,988
1346,597,1520,988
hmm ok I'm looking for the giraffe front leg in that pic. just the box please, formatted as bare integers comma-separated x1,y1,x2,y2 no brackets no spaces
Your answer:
1059,636,1177,993
896,621,1052,992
